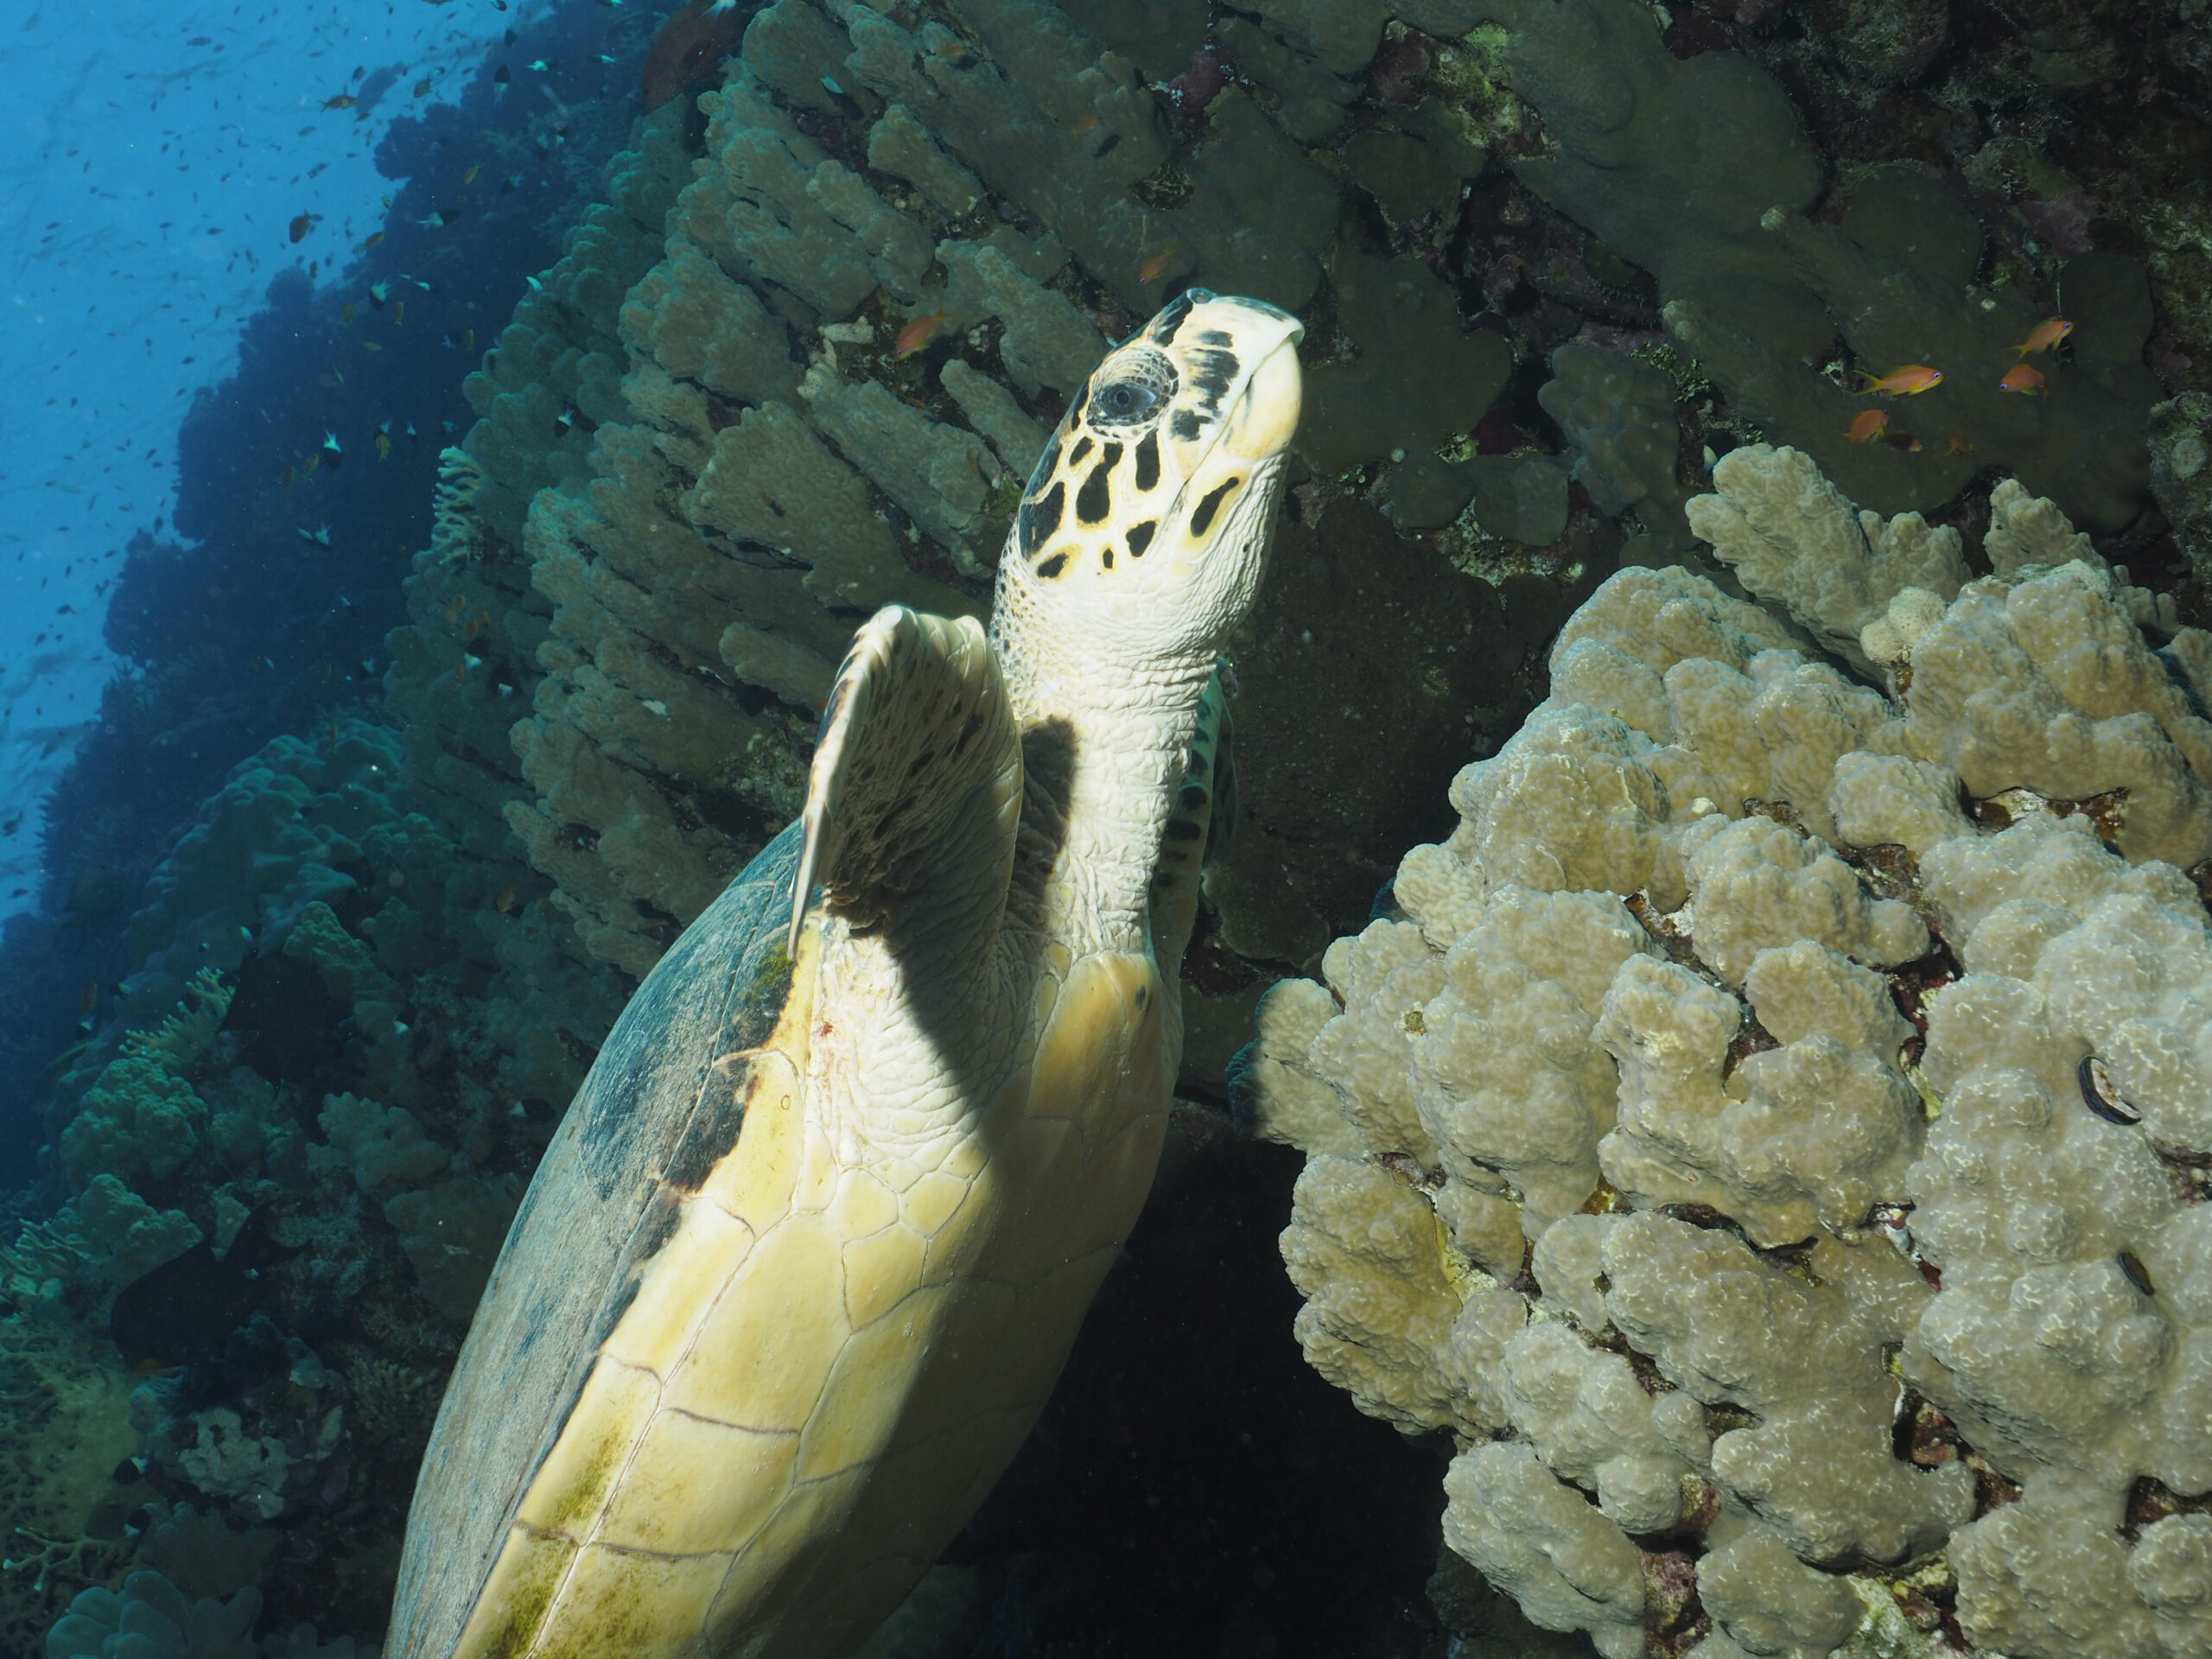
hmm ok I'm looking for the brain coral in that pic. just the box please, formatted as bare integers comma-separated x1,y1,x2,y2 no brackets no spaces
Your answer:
1240,453,2212,1659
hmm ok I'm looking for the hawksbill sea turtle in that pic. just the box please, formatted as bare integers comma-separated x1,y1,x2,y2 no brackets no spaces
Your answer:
387,290,1306,1658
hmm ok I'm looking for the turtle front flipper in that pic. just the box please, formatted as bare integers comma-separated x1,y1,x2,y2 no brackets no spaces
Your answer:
791,606,1023,959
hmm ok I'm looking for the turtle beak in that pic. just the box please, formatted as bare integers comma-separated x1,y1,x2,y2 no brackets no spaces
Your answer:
1219,310,1304,464
1222,336,1303,463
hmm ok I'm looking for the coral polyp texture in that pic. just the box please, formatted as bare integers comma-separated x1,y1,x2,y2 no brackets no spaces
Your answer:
1242,448,2212,1659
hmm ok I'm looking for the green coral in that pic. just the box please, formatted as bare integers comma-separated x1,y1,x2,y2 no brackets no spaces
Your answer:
58,970,232,1190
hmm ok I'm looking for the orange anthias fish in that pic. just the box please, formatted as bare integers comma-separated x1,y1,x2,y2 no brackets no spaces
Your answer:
1845,408,1891,443
893,308,952,357
1999,361,2048,397
642,0,753,111
1853,364,1943,396
1944,435,1975,457
2010,318,2072,357
1138,248,1175,284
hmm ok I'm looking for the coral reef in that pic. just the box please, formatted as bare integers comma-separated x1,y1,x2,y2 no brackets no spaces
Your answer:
46,1571,261,1659
1470,0,2163,536
1243,454,2212,1658
0,1316,137,1656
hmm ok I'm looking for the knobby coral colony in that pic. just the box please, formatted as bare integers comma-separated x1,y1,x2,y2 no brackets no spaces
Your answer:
1244,448,2212,1659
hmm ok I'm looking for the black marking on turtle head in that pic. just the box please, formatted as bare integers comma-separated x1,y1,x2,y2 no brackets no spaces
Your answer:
1076,443,1121,524
1198,327,1235,346
1189,475,1242,538
1135,431,1160,492
1188,346,1239,411
1126,519,1155,558
1069,435,1094,466
1037,551,1069,579
1102,547,1115,569
1170,408,1202,442
1022,434,1062,498
1020,479,1065,558
1151,291,1198,346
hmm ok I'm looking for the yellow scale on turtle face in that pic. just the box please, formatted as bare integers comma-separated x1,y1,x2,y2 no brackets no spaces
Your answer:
387,290,1304,1659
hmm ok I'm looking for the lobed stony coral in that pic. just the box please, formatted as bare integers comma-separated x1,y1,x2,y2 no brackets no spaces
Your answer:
1242,453,2212,1659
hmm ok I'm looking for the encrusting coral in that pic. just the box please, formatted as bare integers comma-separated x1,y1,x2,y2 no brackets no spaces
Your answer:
1240,448,2212,1659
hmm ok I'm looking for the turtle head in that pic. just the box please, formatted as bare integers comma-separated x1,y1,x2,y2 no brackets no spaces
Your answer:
999,291,1303,663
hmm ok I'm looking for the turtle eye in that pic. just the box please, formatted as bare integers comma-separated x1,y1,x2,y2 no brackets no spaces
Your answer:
1095,381,1157,420
1087,346,1177,429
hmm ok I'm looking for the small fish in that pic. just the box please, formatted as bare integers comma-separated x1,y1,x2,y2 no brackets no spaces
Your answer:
321,430,343,460
2010,318,2072,357
298,525,334,547
496,885,520,913
392,299,405,327
321,93,358,110
78,981,99,1023
1138,248,1174,284
642,0,752,111
1944,435,1975,457
288,212,317,244
360,231,384,251
893,308,952,357
369,281,389,308
529,59,550,72
463,162,481,184
1853,364,1943,396
1999,361,2048,397
340,302,357,326
375,432,391,461
1845,408,1891,443
493,64,512,86
414,77,435,97
280,465,296,488
302,452,321,477
1070,113,1100,136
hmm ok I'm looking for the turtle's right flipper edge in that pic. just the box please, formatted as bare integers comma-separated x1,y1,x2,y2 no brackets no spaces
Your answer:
791,606,1022,955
